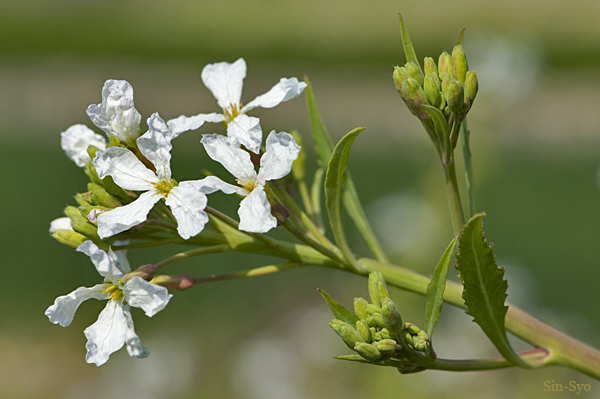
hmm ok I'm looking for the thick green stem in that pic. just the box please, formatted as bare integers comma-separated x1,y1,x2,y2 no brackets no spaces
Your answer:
153,244,230,269
427,348,549,371
192,262,303,284
442,159,465,236
460,119,476,218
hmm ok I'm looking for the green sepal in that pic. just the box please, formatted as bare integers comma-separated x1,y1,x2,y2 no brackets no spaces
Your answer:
398,14,422,73
455,214,531,368
424,238,456,338
324,127,366,270
319,289,360,325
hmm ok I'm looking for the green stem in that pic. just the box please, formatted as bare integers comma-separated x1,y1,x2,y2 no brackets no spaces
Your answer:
192,262,303,284
153,244,230,269
205,207,278,248
442,159,465,236
460,119,476,218
112,237,183,250
282,220,347,267
427,348,549,371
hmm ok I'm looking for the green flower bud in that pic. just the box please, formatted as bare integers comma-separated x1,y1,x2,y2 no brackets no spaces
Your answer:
71,220,101,240
417,330,429,340
90,189,122,209
438,51,452,75
375,339,398,355
452,45,468,84
354,342,381,362
74,192,92,207
78,205,99,219
405,62,424,88
356,320,373,343
354,297,369,320
374,331,382,341
52,230,87,248
330,320,365,350
368,270,386,306
404,323,421,335
375,280,391,303
370,327,377,337
381,297,403,341
404,331,414,346
64,205,85,222
424,74,442,108
402,78,430,120
447,81,465,113
366,304,381,315
465,71,478,105
393,66,407,95
87,182,104,191
150,273,194,291
440,73,452,100
372,313,385,329
424,57,437,76
414,340,428,352
380,328,391,340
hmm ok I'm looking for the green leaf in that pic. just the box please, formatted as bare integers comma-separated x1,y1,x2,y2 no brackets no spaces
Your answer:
318,288,360,325
325,127,366,270
310,167,326,233
304,77,334,168
455,214,530,368
398,14,422,73
422,104,450,150
456,27,466,46
424,238,456,338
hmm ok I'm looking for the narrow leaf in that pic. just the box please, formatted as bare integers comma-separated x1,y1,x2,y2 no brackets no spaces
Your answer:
318,288,360,325
398,14,422,73
311,167,326,233
424,238,456,338
422,105,450,144
304,77,334,168
325,127,366,269
457,27,466,46
455,214,530,368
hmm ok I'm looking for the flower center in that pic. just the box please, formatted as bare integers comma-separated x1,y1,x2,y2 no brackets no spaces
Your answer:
153,178,178,197
103,283,125,303
236,179,257,192
223,103,241,122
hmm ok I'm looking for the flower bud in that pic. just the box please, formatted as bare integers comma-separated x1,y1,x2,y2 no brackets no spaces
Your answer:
375,339,398,356
330,320,365,350
151,273,194,291
372,313,385,328
414,339,428,352
64,205,84,221
121,264,157,284
452,45,468,84
424,74,442,108
424,57,437,76
381,297,403,341
405,62,424,88
447,81,465,113
52,230,87,248
354,297,369,320
404,323,421,335
366,304,381,315
74,192,92,207
368,270,386,306
465,71,478,105
438,51,452,75
354,342,381,362
71,220,101,240
404,331,414,346
380,328,391,340
393,66,407,95
90,189,122,209
356,320,373,343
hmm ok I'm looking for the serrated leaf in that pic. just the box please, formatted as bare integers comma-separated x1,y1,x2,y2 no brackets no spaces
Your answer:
318,288,360,325
425,238,456,338
455,214,530,368
398,14,422,73
325,127,365,269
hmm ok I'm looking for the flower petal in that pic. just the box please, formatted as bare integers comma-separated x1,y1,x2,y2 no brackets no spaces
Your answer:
137,113,175,181
123,305,149,359
227,114,262,154
93,147,159,191
201,133,258,183
49,217,73,233
45,283,110,327
123,276,172,317
112,240,131,273
96,190,162,239
185,176,245,196
86,80,142,145
242,77,307,113
77,240,126,280
84,300,128,366
238,185,277,233
60,124,107,167
257,131,301,183
165,182,209,240
201,58,246,110
167,112,226,137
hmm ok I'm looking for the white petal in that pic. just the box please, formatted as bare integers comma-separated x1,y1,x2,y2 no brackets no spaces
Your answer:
167,112,226,137
77,240,125,280
123,276,172,317
185,176,245,196
238,185,277,233
201,133,257,183
86,80,142,145
201,58,246,110
164,183,209,239
45,283,110,327
49,217,73,233
137,113,174,181
242,78,307,112
60,124,107,167
112,240,132,273
93,147,159,191
97,190,162,239
123,305,149,359
257,131,301,183
227,114,262,154
84,300,128,366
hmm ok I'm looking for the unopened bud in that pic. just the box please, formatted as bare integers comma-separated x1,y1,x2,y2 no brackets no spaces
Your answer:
64,205,84,221
87,182,104,192
381,297,403,341
74,192,92,207
90,189,122,209
356,320,373,343
414,339,428,352
354,297,369,320
354,342,381,362
424,57,437,76
465,71,478,105
404,331,414,346
447,81,465,113
372,313,385,328
121,264,157,284
380,328,391,340
71,220,100,240
150,273,194,291
366,304,381,315
404,323,421,335
374,331,382,341
368,270,386,306
375,280,391,303
52,230,87,248
405,62,424,88
438,52,452,75
424,74,442,108
375,339,398,355
393,66,407,94
87,208,106,224
330,321,365,350
452,45,468,84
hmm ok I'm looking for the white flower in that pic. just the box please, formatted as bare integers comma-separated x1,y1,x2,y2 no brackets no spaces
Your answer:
87,80,142,146
45,241,172,366
49,217,73,233
93,112,236,240
200,131,300,233
167,58,307,154
60,124,107,167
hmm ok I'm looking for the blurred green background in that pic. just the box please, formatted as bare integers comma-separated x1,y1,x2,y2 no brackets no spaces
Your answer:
2,0,600,397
